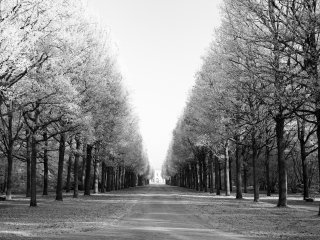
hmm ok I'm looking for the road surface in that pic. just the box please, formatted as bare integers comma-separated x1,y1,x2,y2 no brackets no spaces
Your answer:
52,184,249,240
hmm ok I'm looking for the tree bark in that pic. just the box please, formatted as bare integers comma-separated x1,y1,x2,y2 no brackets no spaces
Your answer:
30,107,40,207
138,174,143,186
297,117,309,200
119,167,122,189
209,151,214,194
191,164,195,189
111,167,115,190
106,166,111,192
215,156,220,195
224,141,230,196
219,162,222,190
101,162,106,193
6,147,13,200
268,0,287,207
229,153,232,192
122,167,126,189
5,105,13,200
73,135,80,198
84,144,93,196
55,132,66,201
243,163,248,193
265,147,271,197
275,114,287,207
198,149,203,191
202,149,208,192
93,155,99,194
30,131,38,207
116,168,119,189
81,142,86,190
132,172,136,187
252,131,259,202
66,139,73,193
235,136,242,199
316,110,320,214
26,130,31,198
195,163,199,191
42,131,48,196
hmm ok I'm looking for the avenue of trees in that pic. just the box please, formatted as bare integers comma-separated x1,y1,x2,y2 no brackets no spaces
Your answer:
162,0,320,214
0,0,151,206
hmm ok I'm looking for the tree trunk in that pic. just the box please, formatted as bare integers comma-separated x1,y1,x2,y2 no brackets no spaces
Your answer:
188,166,191,188
30,107,40,207
118,166,122,189
118,166,121,189
81,142,86,190
195,163,199,191
316,110,320,215
252,132,259,202
66,139,73,193
297,117,309,200
198,150,203,191
294,0,319,214
209,151,214,194
243,163,248,193
106,166,111,192
133,172,136,187
43,132,48,196
6,148,13,200
138,174,143,186
2,170,6,193
93,155,99,194
229,153,232,192
191,164,195,189
101,162,106,193
122,167,126,189
125,169,129,188
115,167,118,190
202,149,208,192
224,141,230,196
26,130,31,198
73,135,80,198
111,167,115,190
275,115,287,207
219,162,222,190
5,107,13,200
56,132,66,201
84,144,93,195
215,156,220,195
30,131,38,207
235,136,242,199
265,147,271,197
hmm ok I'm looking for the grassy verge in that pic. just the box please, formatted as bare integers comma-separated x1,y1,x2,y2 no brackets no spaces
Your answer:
0,192,135,239
187,192,320,239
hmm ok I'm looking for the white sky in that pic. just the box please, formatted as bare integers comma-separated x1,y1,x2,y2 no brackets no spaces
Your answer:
87,0,222,169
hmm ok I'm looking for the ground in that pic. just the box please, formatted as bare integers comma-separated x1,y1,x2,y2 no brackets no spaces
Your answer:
0,185,320,239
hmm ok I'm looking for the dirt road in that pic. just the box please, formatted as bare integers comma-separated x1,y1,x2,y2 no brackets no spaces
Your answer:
53,185,248,240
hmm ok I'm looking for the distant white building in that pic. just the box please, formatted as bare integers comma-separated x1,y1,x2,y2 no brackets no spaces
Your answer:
151,169,165,184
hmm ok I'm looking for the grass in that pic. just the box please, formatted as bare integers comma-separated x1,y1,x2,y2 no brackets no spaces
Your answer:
0,191,135,239
1,187,320,239
185,190,320,239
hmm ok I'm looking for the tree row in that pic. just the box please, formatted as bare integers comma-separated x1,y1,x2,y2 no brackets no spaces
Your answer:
162,0,320,215
0,0,151,206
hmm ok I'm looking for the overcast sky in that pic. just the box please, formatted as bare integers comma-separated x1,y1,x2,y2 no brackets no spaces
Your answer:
87,0,222,169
